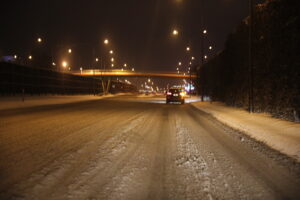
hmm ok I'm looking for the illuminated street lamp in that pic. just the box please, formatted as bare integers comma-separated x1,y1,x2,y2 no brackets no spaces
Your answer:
204,55,208,59
37,37,42,43
62,61,68,68
52,62,56,66
14,55,17,59
68,49,72,54
203,29,207,34
186,46,190,51
172,29,179,36
28,55,32,60
191,56,195,60
111,58,114,62
95,58,99,62
178,62,182,66
109,50,114,54
209,46,213,50
80,67,83,74
124,63,127,67
104,39,109,45
132,68,135,72
111,63,114,67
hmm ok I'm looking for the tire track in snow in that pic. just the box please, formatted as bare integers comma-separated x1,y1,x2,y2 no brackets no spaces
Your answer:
3,111,148,200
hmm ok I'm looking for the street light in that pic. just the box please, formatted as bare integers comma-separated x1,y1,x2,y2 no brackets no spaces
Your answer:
124,63,127,67
95,58,99,62
209,46,213,50
68,49,72,54
172,29,179,36
111,58,114,62
37,37,42,43
28,55,32,60
132,68,135,72
14,55,17,59
52,62,56,66
111,63,114,67
204,55,208,59
62,61,68,68
109,50,114,54
178,62,182,66
191,56,195,60
104,39,109,45
203,29,207,34
186,46,190,51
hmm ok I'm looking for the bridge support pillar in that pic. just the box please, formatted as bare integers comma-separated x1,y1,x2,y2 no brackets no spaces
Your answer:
101,78,111,95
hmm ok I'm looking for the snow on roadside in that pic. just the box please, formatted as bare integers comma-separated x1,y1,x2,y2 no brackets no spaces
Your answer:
191,102,300,162
0,94,117,111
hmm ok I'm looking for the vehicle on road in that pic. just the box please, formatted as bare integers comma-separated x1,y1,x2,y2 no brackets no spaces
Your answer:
166,88,185,104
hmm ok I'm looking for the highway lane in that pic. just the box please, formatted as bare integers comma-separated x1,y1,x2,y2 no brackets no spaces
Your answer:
0,95,300,200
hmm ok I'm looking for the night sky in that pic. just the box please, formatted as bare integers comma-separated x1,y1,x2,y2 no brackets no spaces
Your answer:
0,0,262,72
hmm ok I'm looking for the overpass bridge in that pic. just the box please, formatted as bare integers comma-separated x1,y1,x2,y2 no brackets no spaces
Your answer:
71,69,197,78
70,69,197,94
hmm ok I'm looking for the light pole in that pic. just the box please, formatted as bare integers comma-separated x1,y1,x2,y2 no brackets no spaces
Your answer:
249,0,254,113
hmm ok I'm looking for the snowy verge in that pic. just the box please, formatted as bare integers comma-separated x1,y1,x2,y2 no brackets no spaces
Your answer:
191,102,300,162
0,94,119,111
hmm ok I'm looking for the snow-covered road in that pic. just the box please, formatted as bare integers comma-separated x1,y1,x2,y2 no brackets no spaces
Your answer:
1,95,300,200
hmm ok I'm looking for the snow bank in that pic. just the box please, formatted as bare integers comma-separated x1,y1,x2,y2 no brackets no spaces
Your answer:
191,102,300,162
0,94,116,111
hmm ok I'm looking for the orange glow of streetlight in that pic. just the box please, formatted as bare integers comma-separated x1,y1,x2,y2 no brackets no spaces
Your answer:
178,62,182,66
172,29,179,36
37,38,42,43
124,63,127,67
186,47,190,51
209,46,213,50
68,49,72,54
111,58,114,62
62,61,68,68
104,39,109,45
111,63,114,67
28,55,32,60
203,29,207,34
109,50,114,54
95,58,99,62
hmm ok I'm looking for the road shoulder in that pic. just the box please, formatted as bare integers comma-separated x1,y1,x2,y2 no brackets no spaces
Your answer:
191,101,300,163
